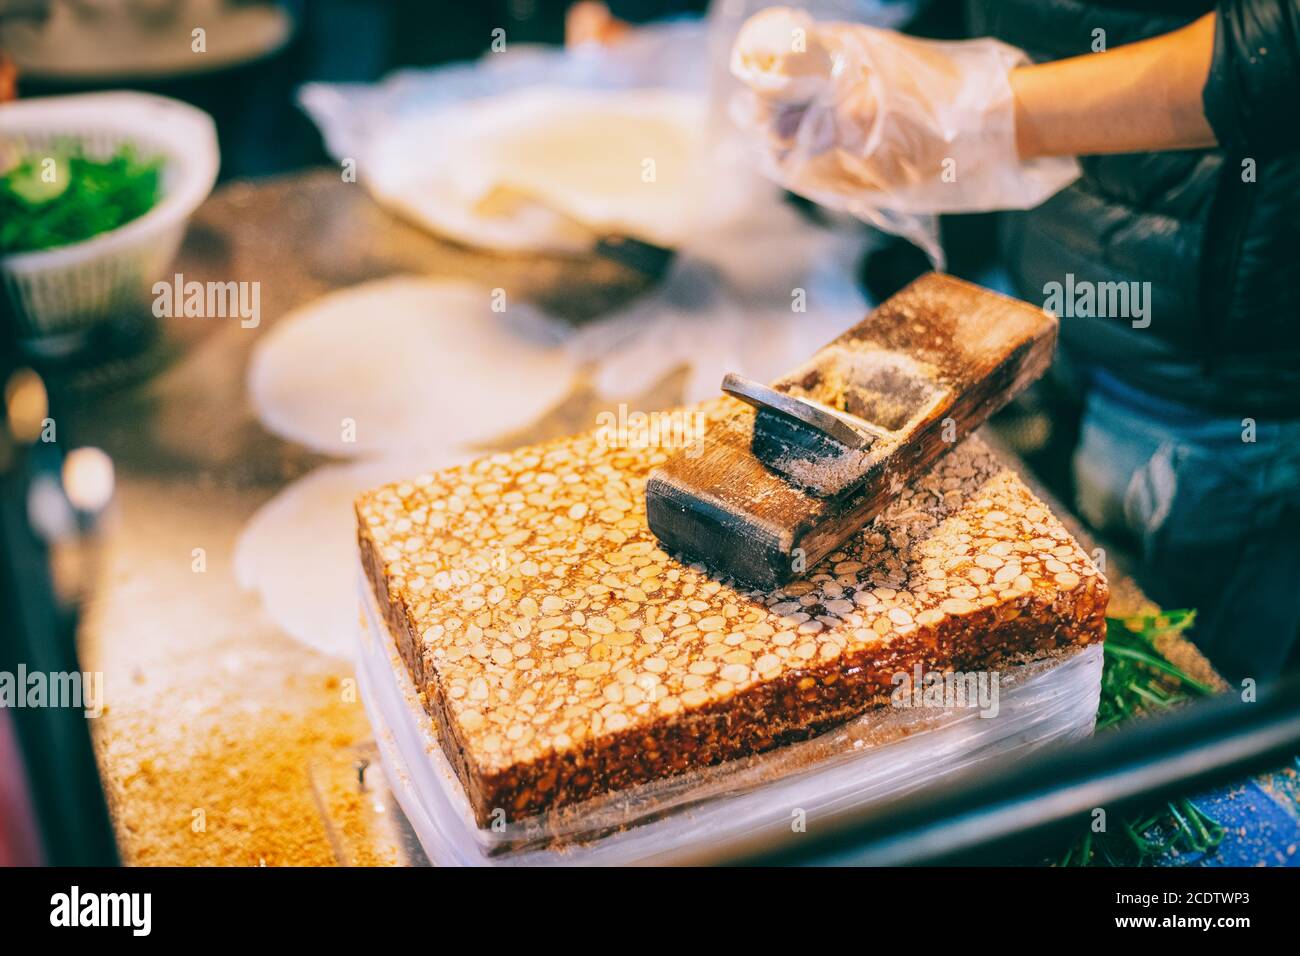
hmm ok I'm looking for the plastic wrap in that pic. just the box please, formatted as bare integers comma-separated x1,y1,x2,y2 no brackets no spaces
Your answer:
293,19,876,408
299,22,732,254
728,7,1080,262
356,567,1102,866
294,17,878,298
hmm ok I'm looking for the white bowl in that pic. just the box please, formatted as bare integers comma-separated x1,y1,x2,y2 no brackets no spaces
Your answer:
0,91,219,353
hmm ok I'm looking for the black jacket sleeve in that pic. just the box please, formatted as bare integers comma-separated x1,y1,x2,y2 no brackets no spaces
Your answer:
1203,0,1300,154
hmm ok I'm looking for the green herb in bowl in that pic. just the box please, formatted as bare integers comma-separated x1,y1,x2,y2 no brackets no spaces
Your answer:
0,143,163,255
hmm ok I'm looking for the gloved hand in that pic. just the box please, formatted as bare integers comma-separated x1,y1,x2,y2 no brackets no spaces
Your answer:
729,7,1079,260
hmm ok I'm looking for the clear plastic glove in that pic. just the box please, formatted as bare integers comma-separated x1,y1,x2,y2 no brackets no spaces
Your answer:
729,7,1080,262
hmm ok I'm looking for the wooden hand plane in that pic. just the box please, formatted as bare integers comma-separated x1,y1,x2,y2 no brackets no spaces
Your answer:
644,273,1058,589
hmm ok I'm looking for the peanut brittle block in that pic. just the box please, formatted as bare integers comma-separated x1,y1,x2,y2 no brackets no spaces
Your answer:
356,400,1107,825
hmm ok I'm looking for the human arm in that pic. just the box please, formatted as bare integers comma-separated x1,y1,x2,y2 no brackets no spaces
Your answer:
1010,14,1216,159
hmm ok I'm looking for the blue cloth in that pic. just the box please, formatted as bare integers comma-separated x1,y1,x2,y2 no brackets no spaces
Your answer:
1073,368,1300,682
1155,779,1300,868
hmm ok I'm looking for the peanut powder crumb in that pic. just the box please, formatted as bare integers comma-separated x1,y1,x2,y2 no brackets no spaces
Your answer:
96,675,392,867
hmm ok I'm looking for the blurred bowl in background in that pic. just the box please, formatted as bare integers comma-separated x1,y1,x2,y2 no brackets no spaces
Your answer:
0,1,294,84
0,91,219,357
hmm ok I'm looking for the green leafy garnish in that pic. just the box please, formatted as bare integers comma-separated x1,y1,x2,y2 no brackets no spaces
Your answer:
1096,609,1213,731
0,143,163,255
